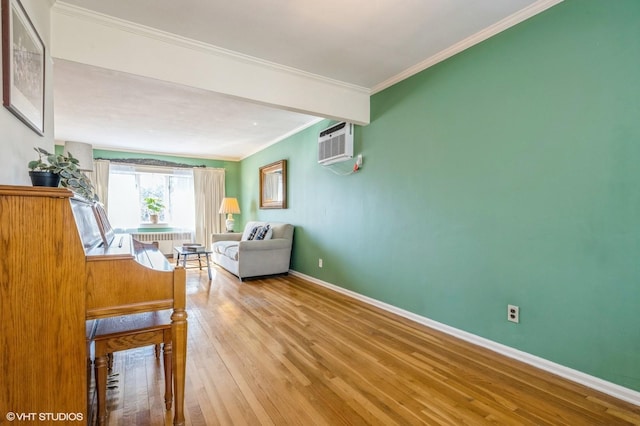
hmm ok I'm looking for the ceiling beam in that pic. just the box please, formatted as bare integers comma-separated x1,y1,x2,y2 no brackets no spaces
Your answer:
51,3,370,125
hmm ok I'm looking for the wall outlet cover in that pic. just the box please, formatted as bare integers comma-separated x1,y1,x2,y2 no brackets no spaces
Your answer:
508,304,520,323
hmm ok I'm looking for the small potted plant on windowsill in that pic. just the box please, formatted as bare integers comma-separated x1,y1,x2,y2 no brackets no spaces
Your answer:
143,196,165,224
28,147,98,201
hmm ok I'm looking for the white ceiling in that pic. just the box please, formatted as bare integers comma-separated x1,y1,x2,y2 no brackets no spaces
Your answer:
53,59,321,160
52,0,555,160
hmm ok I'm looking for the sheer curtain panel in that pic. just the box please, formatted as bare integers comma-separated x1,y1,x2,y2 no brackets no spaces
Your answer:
93,159,110,210
193,168,225,248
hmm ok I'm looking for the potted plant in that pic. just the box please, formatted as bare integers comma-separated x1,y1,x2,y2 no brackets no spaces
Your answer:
28,147,98,201
143,196,165,224
28,147,61,187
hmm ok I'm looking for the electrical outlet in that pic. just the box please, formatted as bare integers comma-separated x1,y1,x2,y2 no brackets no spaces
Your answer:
508,304,520,323
356,154,363,167
318,258,323,268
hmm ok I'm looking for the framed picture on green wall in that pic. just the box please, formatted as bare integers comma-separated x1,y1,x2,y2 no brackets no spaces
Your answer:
259,159,287,209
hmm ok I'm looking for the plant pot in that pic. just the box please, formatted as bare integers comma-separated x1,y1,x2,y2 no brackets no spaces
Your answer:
150,214,159,224
29,171,61,187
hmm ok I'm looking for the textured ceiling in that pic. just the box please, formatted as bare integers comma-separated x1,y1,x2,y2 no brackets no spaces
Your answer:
53,59,321,160
53,0,550,160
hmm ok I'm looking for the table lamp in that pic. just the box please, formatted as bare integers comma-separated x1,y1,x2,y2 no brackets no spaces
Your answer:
219,197,240,232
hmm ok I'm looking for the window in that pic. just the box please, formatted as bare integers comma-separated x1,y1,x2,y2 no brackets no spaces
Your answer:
107,164,195,231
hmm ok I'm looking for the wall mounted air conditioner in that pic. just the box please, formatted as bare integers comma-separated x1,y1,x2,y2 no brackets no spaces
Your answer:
318,122,354,165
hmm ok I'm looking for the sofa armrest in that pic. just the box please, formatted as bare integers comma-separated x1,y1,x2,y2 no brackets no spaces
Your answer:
212,233,242,243
238,238,291,251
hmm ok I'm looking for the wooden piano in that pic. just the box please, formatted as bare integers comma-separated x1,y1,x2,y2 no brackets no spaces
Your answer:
0,185,187,425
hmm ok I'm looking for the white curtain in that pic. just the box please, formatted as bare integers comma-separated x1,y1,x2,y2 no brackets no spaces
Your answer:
92,159,110,211
193,168,225,248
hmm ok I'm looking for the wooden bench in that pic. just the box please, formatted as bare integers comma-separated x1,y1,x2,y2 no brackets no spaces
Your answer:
87,310,173,425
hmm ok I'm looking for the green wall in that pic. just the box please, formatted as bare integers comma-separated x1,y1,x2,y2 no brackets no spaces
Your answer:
241,0,640,392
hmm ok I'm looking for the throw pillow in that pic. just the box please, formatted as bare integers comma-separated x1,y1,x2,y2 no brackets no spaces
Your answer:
247,226,260,240
255,224,271,240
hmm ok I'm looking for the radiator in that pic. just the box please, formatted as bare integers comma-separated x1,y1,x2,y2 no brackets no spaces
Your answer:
131,231,194,256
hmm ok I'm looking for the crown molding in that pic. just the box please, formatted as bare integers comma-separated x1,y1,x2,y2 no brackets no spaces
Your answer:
241,117,325,161
51,0,563,102
52,2,369,95
371,0,564,94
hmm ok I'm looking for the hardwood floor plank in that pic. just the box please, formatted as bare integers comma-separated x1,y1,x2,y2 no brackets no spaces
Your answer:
101,267,640,425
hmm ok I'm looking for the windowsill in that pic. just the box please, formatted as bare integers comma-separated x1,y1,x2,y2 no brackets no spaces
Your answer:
116,226,195,234
138,223,170,228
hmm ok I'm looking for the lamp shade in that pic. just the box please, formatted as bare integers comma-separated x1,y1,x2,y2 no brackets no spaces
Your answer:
219,197,240,232
64,141,94,172
219,197,241,215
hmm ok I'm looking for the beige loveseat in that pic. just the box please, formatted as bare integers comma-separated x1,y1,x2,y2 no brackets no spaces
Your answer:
211,221,294,281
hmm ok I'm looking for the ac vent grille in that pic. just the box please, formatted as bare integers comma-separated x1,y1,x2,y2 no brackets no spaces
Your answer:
318,122,354,165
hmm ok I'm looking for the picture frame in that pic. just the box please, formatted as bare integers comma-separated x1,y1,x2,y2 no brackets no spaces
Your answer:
259,159,287,209
1,0,45,135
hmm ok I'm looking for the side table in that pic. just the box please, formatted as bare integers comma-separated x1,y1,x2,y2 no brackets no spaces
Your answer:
174,246,213,280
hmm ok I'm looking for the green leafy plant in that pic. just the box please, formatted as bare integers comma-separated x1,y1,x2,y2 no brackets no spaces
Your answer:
143,196,165,214
28,147,98,201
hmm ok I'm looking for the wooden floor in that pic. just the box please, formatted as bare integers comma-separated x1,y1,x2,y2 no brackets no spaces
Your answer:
102,265,640,425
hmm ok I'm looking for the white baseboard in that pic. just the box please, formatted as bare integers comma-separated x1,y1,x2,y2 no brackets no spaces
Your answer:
289,270,640,407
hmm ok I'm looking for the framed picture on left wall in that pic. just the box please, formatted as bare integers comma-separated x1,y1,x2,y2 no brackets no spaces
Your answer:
1,0,45,135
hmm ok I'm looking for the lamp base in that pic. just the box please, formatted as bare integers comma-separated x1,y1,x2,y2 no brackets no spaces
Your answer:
225,217,235,233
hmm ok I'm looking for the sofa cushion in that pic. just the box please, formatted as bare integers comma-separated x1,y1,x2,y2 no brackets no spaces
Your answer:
213,241,239,261
224,245,239,261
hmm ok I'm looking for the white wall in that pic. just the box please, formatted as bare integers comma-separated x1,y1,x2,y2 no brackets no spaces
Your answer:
0,0,54,186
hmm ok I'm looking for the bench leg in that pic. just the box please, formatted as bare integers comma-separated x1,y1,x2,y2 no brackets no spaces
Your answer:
172,308,188,426
95,354,108,426
163,337,173,410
